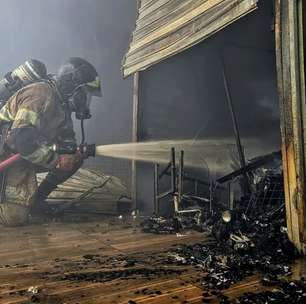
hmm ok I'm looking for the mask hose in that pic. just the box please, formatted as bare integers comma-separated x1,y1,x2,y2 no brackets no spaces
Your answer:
80,119,85,145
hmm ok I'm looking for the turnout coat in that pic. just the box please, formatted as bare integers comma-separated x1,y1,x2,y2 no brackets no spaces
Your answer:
0,81,76,225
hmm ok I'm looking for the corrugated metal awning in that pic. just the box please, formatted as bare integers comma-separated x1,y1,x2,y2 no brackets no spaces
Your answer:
123,0,258,77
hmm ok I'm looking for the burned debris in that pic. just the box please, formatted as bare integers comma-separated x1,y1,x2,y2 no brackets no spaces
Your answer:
61,267,183,283
167,203,296,291
233,278,306,304
33,169,131,222
141,148,299,299
50,251,187,285
141,216,178,234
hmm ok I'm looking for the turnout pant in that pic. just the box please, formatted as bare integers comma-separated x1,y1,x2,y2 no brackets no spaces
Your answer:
0,158,82,226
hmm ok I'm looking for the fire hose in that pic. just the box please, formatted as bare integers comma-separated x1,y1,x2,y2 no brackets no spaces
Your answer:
0,143,96,173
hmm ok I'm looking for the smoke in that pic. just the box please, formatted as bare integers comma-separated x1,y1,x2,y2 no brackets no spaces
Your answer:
139,0,279,159
0,0,280,188
0,0,137,183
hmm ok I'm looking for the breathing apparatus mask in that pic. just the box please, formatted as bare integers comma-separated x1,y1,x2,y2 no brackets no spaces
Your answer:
55,58,101,147
55,58,101,122
68,75,101,121
69,84,93,120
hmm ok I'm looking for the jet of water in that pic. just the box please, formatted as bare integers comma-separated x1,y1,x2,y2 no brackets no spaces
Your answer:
95,139,239,175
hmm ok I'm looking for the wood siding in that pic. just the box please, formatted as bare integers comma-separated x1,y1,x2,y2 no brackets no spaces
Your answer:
123,0,258,77
275,0,306,253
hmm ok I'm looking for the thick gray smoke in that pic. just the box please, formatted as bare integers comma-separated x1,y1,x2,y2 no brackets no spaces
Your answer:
0,0,280,191
0,0,136,183
139,0,279,158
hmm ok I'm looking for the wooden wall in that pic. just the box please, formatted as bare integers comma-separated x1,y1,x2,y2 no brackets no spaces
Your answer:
275,0,306,253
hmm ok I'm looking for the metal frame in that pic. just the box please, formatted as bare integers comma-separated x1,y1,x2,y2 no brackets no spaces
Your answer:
153,148,210,219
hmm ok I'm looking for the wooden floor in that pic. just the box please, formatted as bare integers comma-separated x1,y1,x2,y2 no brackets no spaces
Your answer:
0,219,304,304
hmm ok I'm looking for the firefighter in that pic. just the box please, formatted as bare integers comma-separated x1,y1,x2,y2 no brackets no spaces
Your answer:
0,57,101,226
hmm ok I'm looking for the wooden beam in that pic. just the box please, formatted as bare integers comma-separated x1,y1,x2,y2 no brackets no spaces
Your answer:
131,71,140,210
297,0,306,249
275,0,306,253
130,1,142,210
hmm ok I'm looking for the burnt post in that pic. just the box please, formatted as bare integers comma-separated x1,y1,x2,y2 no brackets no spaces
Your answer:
170,147,176,194
222,64,250,195
178,150,184,204
153,163,159,214
275,0,306,253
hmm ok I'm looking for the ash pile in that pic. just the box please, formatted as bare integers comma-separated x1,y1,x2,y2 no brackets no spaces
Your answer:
233,278,306,304
168,202,296,291
141,149,301,300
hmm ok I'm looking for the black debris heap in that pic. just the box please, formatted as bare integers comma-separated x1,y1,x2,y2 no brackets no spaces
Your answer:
166,172,298,291
141,213,203,233
55,252,186,284
233,278,306,304
140,215,178,234
61,267,183,283
141,155,300,298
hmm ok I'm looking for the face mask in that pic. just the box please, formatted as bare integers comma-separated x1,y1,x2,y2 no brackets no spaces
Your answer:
69,85,93,120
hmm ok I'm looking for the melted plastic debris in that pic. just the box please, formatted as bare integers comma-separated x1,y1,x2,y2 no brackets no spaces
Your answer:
232,278,306,304
140,216,178,234
165,204,297,291
141,168,298,294
61,267,184,283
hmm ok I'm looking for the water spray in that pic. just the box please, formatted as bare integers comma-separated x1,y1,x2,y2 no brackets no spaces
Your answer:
0,139,245,175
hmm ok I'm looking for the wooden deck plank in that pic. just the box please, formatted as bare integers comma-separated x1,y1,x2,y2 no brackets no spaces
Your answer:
0,222,206,304
0,221,304,304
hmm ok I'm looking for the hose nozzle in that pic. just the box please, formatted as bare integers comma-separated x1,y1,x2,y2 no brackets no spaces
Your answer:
79,143,96,158
52,143,96,158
